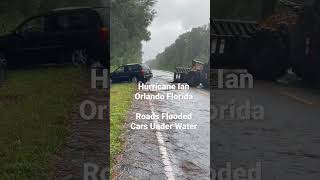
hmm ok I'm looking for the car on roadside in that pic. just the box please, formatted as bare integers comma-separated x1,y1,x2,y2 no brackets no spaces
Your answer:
0,6,109,68
111,63,153,83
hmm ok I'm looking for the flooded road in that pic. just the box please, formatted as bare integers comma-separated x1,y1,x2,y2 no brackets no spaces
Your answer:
116,70,210,180
212,77,320,180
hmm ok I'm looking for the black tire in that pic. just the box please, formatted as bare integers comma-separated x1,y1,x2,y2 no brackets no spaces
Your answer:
0,52,7,66
297,65,320,85
292,66,303,78
71,49,91,67
186,71,200,87
202,79,209,88
130,76,138,83
290,9,320,85
247,31,289,80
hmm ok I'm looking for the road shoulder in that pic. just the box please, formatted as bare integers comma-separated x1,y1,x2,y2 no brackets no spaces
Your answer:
113,97,166,180
54,87,109,180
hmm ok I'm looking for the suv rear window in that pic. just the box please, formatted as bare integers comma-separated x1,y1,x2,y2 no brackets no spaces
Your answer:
94,8,109,27
56,11,100,31
127,65,140,71
141,64,150,70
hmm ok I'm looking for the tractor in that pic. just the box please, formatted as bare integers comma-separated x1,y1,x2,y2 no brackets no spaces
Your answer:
212,0,320,83
174,60,209,88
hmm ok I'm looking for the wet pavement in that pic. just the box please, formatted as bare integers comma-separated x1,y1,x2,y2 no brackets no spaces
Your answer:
212,72,320,180
115,70,210,180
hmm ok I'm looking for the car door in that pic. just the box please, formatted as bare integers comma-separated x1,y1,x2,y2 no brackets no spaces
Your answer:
112,66,125,82
16,15,65,65
40,14,65,63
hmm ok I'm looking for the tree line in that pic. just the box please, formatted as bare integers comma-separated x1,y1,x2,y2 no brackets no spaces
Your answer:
110,0,156,67
147,25,209,71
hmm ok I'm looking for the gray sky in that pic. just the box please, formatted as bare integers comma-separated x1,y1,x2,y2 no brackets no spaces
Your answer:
142,0,210,62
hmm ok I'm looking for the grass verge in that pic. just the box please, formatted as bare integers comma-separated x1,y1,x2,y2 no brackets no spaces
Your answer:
0,67,86,179
110,83,136,170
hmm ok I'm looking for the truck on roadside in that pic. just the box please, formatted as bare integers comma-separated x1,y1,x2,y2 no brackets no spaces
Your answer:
212,0,320,84
173,60,209,88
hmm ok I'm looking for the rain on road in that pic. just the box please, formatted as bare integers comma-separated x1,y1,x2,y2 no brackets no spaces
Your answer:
116,70,210,180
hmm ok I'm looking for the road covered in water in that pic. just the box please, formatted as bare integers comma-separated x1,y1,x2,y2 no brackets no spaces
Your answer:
115,70,210,180
212,70,320,180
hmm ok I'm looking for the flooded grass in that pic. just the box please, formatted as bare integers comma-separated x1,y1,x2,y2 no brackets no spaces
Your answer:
0,67,86,179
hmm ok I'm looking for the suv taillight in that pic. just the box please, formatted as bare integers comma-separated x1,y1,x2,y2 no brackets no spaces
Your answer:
140,69,145,76
100,27,108,41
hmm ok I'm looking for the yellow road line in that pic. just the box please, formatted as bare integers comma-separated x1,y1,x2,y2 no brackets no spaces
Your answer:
196,89,210,96
280,91,314,105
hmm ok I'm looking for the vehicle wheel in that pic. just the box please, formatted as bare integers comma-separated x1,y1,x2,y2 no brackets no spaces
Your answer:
186,71,200,87
297,65,320,85
248,32,288,80
71,49,90,67
202,79,209,88
290,7,320,85
131,76,138,83
0,52,8,67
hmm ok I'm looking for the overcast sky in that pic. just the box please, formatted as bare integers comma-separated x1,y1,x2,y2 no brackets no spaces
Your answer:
142,0,210,62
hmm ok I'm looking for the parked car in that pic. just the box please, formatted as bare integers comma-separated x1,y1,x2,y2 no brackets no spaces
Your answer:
0,6,109,68
111,63,153,83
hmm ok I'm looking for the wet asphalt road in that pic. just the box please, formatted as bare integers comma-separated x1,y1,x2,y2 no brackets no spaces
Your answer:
116,70,210,180
212,74,320,180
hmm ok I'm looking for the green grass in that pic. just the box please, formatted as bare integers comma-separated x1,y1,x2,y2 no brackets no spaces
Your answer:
110,83,136,169
0,67,86,179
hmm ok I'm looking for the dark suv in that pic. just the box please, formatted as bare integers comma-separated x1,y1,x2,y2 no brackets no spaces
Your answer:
0,7,109,68
111,64,153,83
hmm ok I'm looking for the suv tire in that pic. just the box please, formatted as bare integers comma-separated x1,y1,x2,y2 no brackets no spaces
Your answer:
131,76,138,83
187,71,200,87
71,49,90,67
248,31,288,80
0,52,7,67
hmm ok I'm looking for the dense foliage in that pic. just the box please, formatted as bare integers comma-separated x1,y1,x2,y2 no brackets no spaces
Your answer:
148,25,209,71
110,0,156,66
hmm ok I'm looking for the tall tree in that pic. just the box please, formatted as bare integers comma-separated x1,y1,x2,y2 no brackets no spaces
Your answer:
148,25,209,71
110,0,156,66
